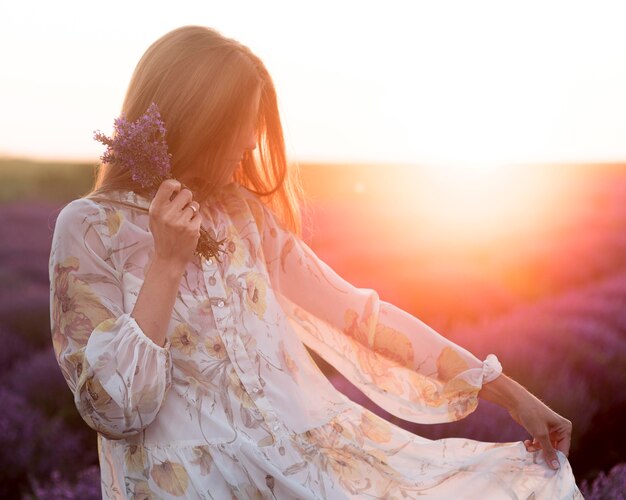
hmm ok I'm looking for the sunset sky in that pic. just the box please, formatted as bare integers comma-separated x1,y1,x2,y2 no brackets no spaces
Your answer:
1,0,626,168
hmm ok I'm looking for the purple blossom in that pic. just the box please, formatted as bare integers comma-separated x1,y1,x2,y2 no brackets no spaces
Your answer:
579,462,626,500
93,104,225,260
0,387,93,496
93,102,172,196
0,328,32,375
2,346,73,419
29,466,101,500
0,387,41,480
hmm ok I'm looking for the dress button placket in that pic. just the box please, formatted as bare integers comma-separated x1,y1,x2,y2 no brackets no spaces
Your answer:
202,258,286,439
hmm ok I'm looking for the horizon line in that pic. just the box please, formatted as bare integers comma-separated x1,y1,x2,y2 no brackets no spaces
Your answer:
1,153,625,171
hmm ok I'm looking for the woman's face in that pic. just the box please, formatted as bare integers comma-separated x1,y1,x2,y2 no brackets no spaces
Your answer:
226,85,261,181
185,85,262,191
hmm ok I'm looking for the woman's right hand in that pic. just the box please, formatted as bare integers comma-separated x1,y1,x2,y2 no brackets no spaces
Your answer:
148,179,202,270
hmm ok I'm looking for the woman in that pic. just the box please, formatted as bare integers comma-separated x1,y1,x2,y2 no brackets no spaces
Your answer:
49,25,583,498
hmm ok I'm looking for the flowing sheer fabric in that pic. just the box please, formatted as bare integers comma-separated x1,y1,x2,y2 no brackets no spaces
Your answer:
49,183,582,498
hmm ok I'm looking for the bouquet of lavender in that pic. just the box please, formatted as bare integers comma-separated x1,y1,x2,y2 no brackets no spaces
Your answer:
94,103,225,261
94,102,172,198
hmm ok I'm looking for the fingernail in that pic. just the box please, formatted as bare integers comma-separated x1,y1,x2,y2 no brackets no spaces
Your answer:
551,459,560,469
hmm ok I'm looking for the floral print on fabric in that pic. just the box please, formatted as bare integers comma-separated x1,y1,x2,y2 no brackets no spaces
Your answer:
49,185,583,498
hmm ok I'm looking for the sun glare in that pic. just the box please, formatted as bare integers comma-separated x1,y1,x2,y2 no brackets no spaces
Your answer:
393,163,578,253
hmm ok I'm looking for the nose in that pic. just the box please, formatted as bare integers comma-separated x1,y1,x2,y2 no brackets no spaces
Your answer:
245,128,257,151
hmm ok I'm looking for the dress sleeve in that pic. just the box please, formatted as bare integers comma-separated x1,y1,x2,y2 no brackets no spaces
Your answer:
258,201,502,424
49,198,173,440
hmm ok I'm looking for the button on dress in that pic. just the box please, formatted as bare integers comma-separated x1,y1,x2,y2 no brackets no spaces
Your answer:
48,183,583,499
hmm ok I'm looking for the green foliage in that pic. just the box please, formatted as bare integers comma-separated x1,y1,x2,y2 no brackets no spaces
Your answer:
0,158,96,204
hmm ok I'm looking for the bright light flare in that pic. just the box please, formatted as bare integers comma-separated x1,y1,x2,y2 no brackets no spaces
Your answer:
392,163,582,253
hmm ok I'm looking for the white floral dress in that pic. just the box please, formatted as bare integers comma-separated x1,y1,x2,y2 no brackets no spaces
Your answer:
49,183,583,499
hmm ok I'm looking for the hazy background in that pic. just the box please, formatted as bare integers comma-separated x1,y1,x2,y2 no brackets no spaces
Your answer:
2,0,626,166
1,0,626,498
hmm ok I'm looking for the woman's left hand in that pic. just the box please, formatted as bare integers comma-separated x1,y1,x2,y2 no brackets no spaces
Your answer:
509,392,573,470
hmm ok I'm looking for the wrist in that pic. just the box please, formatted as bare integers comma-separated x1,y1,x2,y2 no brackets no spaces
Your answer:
147,254,187,281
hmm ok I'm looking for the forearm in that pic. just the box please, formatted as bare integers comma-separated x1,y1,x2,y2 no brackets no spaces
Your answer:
131,256,185,348
478,372,536,413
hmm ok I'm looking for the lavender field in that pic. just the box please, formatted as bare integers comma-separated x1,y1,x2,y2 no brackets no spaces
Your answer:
1,158,624,497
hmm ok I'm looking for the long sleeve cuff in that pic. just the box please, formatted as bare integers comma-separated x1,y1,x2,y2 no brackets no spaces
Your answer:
74,313,173,438
451,353,503,388
481,354,503,384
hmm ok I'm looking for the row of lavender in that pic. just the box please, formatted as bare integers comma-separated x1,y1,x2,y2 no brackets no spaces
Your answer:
1,195,624,497
0,201,100,497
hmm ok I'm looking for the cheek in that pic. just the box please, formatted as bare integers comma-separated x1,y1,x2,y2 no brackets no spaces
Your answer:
243,123,257,148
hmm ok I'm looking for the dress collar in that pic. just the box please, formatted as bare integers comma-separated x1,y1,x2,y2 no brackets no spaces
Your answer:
85,190,151,211
85,182,240,211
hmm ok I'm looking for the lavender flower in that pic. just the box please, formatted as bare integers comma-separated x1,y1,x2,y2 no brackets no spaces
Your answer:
93,102,172,197
579,462,626,500
93,103,225,260
29,466,101,500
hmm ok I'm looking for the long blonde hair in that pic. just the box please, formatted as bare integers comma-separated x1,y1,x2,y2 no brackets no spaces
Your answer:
89,25,304,234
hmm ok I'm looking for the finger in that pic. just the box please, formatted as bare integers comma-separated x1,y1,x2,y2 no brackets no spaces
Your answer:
552,430,571,458
152,179,182,208
529,441,541,452
191,216,203,233
523,439,539,452
559,434,571,458
184,202,201,220
169,187,194,211
554,421,572,458
536,433,560,470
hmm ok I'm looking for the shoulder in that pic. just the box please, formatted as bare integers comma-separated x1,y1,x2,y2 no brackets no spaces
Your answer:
54,198,104,234
226,183,275,227
54,195,127,246
49,198,109,268
56,191,149,240
229,182,262,206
